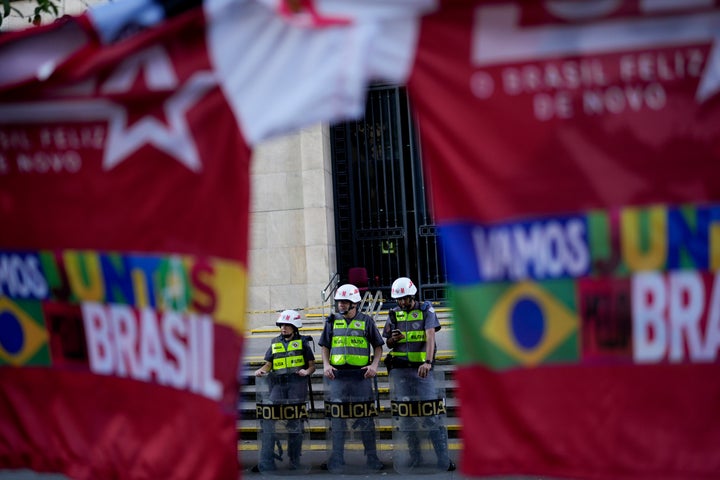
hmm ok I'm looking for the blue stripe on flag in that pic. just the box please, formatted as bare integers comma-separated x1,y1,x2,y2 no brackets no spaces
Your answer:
440,214,592,285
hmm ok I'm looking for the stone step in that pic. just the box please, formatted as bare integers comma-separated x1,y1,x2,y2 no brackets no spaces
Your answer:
237,371,463,443
240,370,457,407
248,315,454,332
298,304,454,325
239,363,457,395
237,419,462,443
239,311,461,450
239,367,457,388
237,437,464,453
242,356,455,370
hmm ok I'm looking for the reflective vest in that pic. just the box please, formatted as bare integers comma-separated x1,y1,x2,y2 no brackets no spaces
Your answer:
329,315,370,367
389,306,427,363
271,336,306,375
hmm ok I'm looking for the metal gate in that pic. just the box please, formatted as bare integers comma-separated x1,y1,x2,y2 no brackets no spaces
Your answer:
330,85,448,303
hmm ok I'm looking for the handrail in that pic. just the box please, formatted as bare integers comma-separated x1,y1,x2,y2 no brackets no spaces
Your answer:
320,272,340,319
360,290,385,321
321,272,340,303
373,291,384,319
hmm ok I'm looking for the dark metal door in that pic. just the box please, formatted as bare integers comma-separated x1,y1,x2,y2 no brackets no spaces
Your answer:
330,85,448,303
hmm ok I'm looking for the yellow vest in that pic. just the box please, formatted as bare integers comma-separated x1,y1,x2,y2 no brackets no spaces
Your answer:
389,309,427,363
271,336,306,374
329,317,370,367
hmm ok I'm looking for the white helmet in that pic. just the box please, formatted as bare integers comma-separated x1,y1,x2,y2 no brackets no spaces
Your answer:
276,310,302,329
334,284,362,303
391,277,417,298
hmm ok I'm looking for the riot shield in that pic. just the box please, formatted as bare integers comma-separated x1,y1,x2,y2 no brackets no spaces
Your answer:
323,369,384,474
389,368,451,474
254,373,311,474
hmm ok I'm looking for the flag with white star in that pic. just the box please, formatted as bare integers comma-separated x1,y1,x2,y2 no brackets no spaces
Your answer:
0,0,433,478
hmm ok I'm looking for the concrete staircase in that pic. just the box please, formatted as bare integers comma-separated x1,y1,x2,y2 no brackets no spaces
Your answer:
237,307,461,468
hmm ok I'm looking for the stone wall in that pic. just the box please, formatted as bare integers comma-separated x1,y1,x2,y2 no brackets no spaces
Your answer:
248,126,336,328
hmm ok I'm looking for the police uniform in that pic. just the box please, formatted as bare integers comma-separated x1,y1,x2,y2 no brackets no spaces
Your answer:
383,301,451,470
318,310,385,469
258,332,314,470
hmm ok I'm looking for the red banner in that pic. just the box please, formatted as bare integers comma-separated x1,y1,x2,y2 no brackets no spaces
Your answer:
0,6,248,479
0,1,435,477
408,1,720,479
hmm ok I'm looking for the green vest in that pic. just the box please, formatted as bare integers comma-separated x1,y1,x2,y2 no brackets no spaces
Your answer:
389,308,427,363
271,336,306,375
329,316,370,367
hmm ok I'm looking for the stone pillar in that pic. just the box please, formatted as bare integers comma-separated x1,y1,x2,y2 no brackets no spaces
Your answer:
248,124,336,328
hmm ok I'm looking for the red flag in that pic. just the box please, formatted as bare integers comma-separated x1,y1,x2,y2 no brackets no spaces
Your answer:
0,6,248,480
0,0,433,478
406,1,720,479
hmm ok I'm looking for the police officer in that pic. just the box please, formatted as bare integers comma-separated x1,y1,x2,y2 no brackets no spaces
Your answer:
383,277,456,471
318,284,385,471
253,310,315,471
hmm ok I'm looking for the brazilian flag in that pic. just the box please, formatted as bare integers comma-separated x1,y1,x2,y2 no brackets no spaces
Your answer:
157,257,192,312
0,297,51,367
452,279,579,370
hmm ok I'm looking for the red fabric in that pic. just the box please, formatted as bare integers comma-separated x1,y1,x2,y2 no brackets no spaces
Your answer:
0,366,240,480
0,9,250,260
408,2,720,478
0,7,247,479
410,1,720,223
457,365,720,480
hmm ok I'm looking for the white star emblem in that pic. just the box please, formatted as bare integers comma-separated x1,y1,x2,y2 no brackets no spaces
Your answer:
0,71,216,174
103,71,217,172
0,45,218,173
